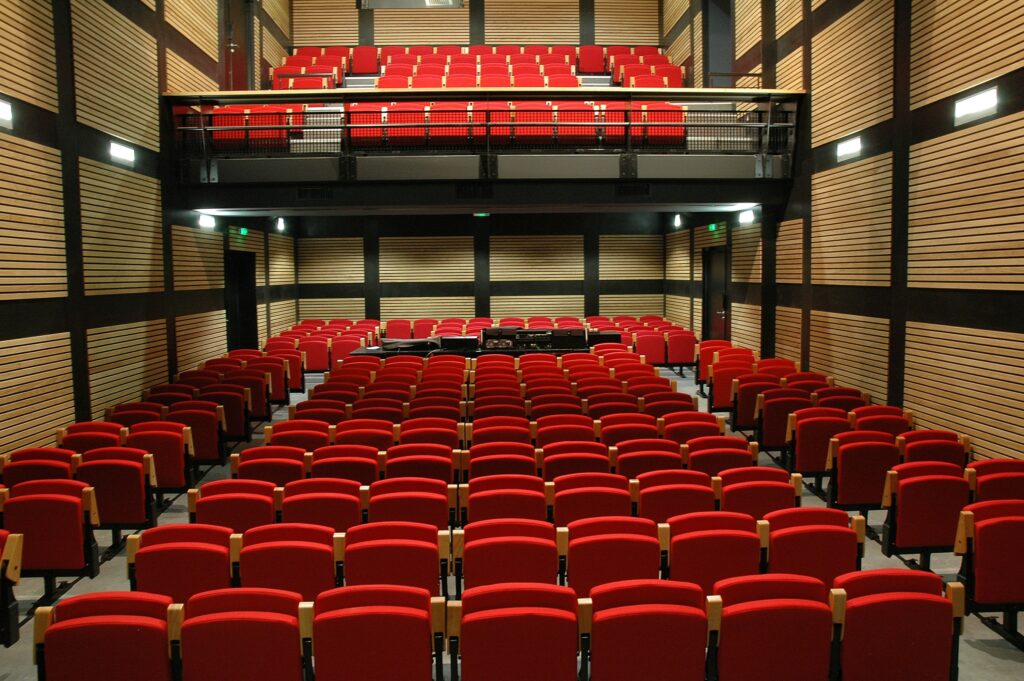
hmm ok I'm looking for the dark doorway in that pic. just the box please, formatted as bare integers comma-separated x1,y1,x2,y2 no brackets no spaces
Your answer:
225,250,258,350
703,246,729,340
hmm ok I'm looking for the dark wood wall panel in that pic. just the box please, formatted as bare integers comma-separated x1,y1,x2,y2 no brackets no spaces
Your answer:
0,333,75,451
0,0,58,111
731,221,762,283
268,233,296,286
775,306,802,364
171,224,224,291
663,0,687,36
269,299,298,336
776,0,802,38
734,0,761,60
264,0,291,39
175,310,227,371
87,320,168,419
666,25,692,66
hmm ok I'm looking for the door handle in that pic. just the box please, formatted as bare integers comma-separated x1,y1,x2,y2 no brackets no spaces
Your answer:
715,311,727,317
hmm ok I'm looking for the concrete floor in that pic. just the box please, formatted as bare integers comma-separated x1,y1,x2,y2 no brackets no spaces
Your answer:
1,367,1022,680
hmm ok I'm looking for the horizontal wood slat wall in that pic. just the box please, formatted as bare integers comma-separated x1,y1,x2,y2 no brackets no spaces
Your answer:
693,298,703,339
175,310,227,370
268,233,296,286
734,0,761,60
776,218,803,284
229,227,266,287
293,0,359,46
485,0,579,45
490,295,585,317
269,299,298,336
0,1,58,111
490,235,584,280
908,110,1024,290
731,302,761,350
140,0,156,9
0,132,66,300
71,0,160,149
263,25,290,70
904,322,1024,461
692,224,726,281
663,0,687,36
693,10,703,87
665,294,692,328
811,152,892,286
374,2,471,45
0,333,75,452
79,157,163,296
776,46,803,91
665,230,691,281
264,0,291,38
380,296,475,320
810,0,892,148
258,307,268,343
775,306,802,364
171,225,224,291
165,48,217,93
910,0,1024,110
594,0,660,46
87,320,168,419
299,298,365,320
253,15,262,84
599,294,664,316
380,236,474,282
776,0,802,38
731,221,762,283
809,310,889,400
599,234,664,280
298,237,364,284
810,0,826,9
165,0,219,59
666,25,692,66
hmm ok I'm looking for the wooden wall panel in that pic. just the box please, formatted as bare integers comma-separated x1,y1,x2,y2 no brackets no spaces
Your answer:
0,132,66,300
490,295,585,318
811,152,892,286
775,306,802,364
490,235,584,281
776,46,803,91
904,322,1024,460
87,320,168,419
0,333,75,451
693,298,703,339
665,230,691,281
776,218,803,284
380,236,474,282
299,237,364,284
258,306,268,342
665,294,691,328
734,0,761,59
175,310,227,370
229,227,266,287
171,225,224,291
263,25,289,70
663,0,687,36
810,0,893,147
731,221,762,283
776,0,802,38
264,0,291,38
595,0,660,45
666,25,692,66
380,297,475,320
293,0,359,45
599,234,664,280
140,0,156,10
693,11,703,87
809,310,888,400
71,0,160,150
908,110,1024,290
485,0,579,45
299,298,365,321
375,3,471,45
253,15,262,84
165,0,219,59
810,0,826,9
80,157,163,296
268,233,296,286
165,48,217,93
269,299,298,335
910,1,1024,110
692,224,726,281
730,302,761,350
599,294,664,316
0,1,58,111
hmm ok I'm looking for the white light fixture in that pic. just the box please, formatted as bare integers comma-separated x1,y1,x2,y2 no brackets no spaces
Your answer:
836,136,862,163
954,87,997,126
276,217,286,232
198,214,216,229
109,141,135,166
673,214,682,228
738,209,755,225
0,99,12,129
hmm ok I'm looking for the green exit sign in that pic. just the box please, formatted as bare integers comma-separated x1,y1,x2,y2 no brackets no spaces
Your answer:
708,224,717,232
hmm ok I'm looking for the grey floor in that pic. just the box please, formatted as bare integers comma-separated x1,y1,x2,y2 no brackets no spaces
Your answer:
1,368,1022,680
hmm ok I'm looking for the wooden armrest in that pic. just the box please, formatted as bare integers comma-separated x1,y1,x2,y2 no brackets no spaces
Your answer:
556,526,569,555
2,532,23,583
829,588,847,631
881,471,897,508
451,529,465,560
851,515,866,543
431,596,446,637
446,600,462,640
298,602,314,652
706,595,722,635
34,606,54,663
83,487,100,526
230,534,243,563
756,519,770,548
126,534,141,568
946,582,965,619
578,597,593,636
954,511,973,555
658,523,670,552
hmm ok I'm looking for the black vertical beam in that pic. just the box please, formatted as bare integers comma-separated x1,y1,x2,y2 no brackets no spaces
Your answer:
470,0,485,45
688,223,695,330
157,0,179,378
760,208,779,358
799,0,812,370
579,0,596,45
658,0,664,41
584,232,600,317
359,8,374,46
51,0,91,421
760,0,777,87
364,224,381,320
887,0,911,406
263,223,272,333
474,231,490,317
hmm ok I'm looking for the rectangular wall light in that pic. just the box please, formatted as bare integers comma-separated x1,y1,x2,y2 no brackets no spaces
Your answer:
836,136,862,163
0,99,12,129
109,141,136,166
954,87,997,126
738,210,755,225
